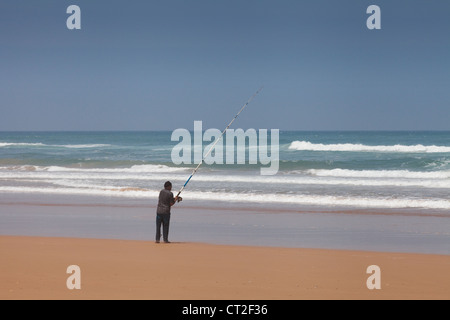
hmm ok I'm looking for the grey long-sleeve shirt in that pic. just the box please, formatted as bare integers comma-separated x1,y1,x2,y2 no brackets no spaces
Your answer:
156,189,175,214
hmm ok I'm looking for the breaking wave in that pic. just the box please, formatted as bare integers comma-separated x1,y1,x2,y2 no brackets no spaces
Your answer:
0,142,111,148
0,186,449,210
289,141,450,153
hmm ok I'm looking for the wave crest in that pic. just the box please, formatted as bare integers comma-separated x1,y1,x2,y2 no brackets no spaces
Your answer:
1,186,449,210
307,169,450,180
0,142,45,147
2,164,189,173
0,142,111,148
288,141,450,153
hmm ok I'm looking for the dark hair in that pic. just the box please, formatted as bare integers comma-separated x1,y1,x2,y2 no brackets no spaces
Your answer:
164,181,172,188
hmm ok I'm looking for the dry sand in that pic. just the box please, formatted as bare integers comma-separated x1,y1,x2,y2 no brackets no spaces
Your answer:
1,235,449,300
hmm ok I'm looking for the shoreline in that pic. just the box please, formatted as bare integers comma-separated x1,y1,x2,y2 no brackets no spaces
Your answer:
1,201,450,255
1,200,449,218
1,235,449,300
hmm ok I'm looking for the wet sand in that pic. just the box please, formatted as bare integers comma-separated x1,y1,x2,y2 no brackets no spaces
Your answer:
1,202,449,254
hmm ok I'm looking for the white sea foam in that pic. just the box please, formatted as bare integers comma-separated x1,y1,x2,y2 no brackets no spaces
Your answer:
289,141,450,153
0,142,111,148
126,164,189,173
0,142,46,147
60,144,111,148
1,167,450,188
0,186,152,198
307,169,450,180
49,164,187,173
2,164,189,173
1,186,449,210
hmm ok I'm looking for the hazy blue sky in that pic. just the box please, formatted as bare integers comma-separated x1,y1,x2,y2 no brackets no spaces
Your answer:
1,0,449,131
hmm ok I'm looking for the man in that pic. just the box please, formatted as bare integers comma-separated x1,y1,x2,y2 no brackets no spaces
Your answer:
156,181,182,243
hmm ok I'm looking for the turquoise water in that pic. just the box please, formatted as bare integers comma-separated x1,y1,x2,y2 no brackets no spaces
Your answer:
1,131,450,170
1,131,449,212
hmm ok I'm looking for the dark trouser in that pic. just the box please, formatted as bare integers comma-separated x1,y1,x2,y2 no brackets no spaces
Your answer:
156,213,171,242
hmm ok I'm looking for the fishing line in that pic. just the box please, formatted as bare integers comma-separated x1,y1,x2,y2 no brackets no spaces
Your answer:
175,87,263,200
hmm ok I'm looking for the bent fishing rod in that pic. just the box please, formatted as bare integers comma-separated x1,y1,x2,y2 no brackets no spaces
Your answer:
174,87,263,201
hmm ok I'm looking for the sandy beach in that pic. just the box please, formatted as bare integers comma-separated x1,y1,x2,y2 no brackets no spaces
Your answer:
1,235,449,300
3,0,450,305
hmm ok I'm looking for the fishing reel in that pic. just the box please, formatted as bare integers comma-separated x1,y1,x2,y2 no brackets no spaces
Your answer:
176,196,183,203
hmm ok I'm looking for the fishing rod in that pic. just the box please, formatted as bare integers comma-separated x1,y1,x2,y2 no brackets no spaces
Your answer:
174,87,263,201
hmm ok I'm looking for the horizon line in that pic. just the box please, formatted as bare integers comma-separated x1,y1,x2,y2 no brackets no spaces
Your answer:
1,129,450,133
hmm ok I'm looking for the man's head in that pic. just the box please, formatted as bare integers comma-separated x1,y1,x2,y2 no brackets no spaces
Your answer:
164,181,172,191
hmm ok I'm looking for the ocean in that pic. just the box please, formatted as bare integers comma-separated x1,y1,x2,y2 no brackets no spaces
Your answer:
1,131,449,214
